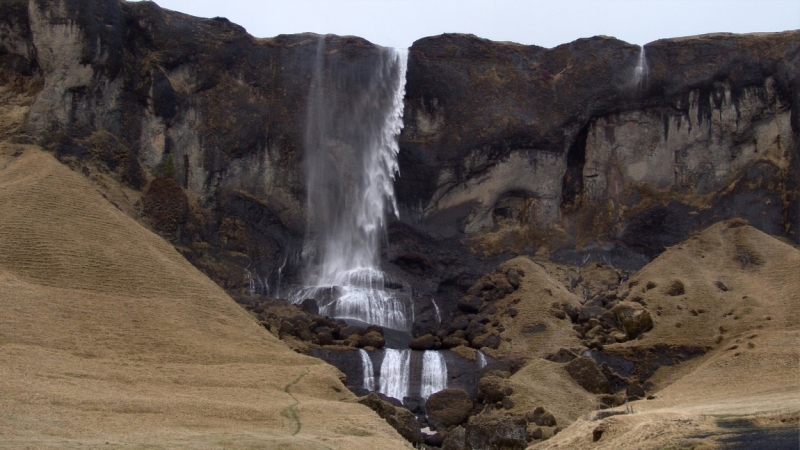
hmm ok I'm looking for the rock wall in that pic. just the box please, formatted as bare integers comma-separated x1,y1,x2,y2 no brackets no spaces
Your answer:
3,0,798,298
397,32,800,266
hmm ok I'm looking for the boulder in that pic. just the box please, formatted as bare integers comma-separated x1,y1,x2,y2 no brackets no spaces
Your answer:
477,374,513,403
357,393,423,444
611,301,653,338
565,356,611,394
442,426,467,450
409,334,440,350
470,332,501,350
359,331,385,349
441,336,469,349
465,415,527,450
426,389,473,430
626,383,646,399
458,295,484,313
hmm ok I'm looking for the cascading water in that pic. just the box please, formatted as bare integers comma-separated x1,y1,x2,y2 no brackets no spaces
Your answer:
287,37,451,406
289,37,414,332
360,349,376,391
477,350,488,369
634,46,648,91
379,349,411,401
420,351,447,399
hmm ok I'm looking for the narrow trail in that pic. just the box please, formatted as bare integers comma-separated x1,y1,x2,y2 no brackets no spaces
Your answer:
282,370,309,436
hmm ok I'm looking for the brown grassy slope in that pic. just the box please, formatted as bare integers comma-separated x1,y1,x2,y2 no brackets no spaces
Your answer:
471,257,596,427
0,143,409,449
532,221,800,449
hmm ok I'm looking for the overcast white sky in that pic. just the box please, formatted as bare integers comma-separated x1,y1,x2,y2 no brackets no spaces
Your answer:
134,0,800,49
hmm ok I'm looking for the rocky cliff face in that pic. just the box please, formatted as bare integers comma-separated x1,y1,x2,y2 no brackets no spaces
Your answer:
397,32,799,268
2,0,798,298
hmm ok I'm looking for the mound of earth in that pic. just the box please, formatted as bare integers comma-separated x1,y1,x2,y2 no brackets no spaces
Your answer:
0,142,409,449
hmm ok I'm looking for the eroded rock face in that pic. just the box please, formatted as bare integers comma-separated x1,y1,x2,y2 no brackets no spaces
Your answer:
397,31,799,262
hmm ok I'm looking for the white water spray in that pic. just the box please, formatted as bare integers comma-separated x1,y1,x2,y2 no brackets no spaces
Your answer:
431,299,442,324
379,348,411,401
477,351,488,369
634,46,648,90
420,350,448,399
290,38,413,331
360,349,376,391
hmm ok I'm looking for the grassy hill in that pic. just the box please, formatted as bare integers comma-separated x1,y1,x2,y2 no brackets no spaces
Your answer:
0,137,409,448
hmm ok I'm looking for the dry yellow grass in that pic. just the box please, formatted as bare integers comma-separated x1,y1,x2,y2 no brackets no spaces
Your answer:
0,143,409,448
531,221,800,449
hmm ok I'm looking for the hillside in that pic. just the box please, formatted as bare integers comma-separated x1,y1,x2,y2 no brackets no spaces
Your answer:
0,138,409,448
531,221,800,448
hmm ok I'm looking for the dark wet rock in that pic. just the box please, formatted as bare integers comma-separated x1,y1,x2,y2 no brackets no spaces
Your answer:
425,431,446,447
565,356,611,394
299,298,319,315
458,295,484,313
357,392,423,444
464,415,527,450
426,388,473,430
442,426,466,450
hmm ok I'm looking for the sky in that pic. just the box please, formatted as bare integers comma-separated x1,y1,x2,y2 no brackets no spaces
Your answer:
132,0,800,49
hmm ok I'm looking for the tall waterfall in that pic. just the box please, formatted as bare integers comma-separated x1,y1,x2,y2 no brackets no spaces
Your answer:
290,37,413,332
379,349,411,401
360,349,376,391
420,351,448,399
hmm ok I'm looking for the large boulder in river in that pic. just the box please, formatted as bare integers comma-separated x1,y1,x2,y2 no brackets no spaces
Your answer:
426,388,473,430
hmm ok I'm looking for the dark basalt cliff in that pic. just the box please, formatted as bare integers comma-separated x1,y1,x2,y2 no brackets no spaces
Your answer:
398,32,799,263
2,0,798,300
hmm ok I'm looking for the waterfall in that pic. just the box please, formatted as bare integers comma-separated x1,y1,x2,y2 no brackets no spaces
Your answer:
290,36,413,331
360,349,376,391
245,268,256,297
477,350,488,369
420,351,447,399
431,299,441,324
634,46,648,90
379,348,411,401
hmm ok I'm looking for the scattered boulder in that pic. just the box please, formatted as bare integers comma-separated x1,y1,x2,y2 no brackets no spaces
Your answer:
409,334,441,350
611,301,653,339
360,330,385,349
626,383,646,399
565,356,611,394
477,373,513,403
465,415,528,450
442,426,467,450
426,389,473,430
299,298,319,315
458,295,484,313
357,392,423,444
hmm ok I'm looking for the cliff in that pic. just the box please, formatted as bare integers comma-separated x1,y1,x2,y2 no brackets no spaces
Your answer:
2,0,798,297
